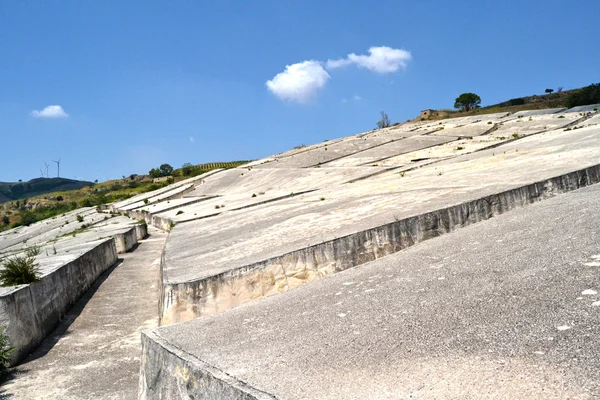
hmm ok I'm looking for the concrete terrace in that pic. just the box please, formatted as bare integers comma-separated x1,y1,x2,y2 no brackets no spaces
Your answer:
116,106,600,325
142,183,600,400
1,104,599,399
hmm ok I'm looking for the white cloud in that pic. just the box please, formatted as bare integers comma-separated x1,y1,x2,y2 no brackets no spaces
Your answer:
341,98,348,103
266,60,330,104
326,46,412,74
189,136,195,143
31,105,69,118
353,95,362,101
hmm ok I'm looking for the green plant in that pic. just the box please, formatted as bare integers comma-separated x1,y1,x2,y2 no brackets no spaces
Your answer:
0,255,41,286
169,222,176,229
566,83,600,108
0,327,14,372
76,215,84,223
176,210,184,215
487,121,492,124
215,205,220,209
508,97,525,106
80,199,93,207
456,146,465,150
143,199,149,204
252,194,257,198
320,197,325,201
558,115,565,118
512,133,520,139
25,245,42,257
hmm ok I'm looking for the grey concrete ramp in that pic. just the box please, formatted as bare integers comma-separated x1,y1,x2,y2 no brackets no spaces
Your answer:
141,184,600,399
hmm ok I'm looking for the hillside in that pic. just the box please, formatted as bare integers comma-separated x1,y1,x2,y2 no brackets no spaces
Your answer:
416,83,599,121
0,160,250,231
0,178,94,203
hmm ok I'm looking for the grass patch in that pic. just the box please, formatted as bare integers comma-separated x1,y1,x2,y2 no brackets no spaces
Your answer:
0,255,41,286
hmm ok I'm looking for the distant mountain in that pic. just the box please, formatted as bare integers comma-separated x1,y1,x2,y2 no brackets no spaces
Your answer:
0,177,94,204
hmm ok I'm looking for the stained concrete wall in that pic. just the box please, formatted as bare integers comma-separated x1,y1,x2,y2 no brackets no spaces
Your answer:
139,330,275,400
0,238,118,364
114,227,140,253
135,223,148,240
159,164,600,324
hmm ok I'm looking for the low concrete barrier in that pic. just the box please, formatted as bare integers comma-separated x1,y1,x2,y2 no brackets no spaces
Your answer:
0,238,118,364
159,164,600,325
139,330,273,400
114,227,140,253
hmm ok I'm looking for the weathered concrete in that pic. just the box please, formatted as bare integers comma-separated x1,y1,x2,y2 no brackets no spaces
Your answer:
0,209,149,365
0,238,118,364
141,183,600,399
4,226,168,399
158,119,600,324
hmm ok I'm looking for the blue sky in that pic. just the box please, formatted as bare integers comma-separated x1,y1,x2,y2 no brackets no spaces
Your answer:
1,1,598,182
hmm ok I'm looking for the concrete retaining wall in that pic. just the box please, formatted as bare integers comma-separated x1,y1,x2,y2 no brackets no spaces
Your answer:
114,227,140,253
159,164,600,324
135,223,148,240
0,238,118,364
139,330,275,400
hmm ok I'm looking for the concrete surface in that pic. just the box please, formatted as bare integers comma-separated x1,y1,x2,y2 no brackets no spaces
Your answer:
141,183,600,400
0,238,118,364
0,209,148,364
3,226,167,400
158,117,600,323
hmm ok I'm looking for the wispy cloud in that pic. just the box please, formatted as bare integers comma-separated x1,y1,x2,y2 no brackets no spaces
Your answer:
353,95,362,101
326,46,412,74
189,136,195,143
266,60,330,104
31,105,69,118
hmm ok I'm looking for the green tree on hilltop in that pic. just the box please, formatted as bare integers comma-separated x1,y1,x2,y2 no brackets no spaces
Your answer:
454,93,481,112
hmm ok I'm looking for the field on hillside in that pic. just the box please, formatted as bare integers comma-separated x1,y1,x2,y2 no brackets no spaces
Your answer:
0,160,250,232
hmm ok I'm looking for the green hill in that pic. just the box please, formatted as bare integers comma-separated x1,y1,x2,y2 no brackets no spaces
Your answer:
0,178,94,204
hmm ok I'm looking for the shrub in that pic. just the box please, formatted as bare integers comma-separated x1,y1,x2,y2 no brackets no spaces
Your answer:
566,83,600,108
376,111,391,129
0,327,14,372
25,245,41,257
512,133,520,139
508,98,525,106
0,255,41,286
56,195,64,201
176,210,184,215
76,215,84,223
80,199,93,207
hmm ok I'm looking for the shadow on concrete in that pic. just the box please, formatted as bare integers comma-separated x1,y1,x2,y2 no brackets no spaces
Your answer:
0,368,30,398
17,258,125,364
127,242,141,253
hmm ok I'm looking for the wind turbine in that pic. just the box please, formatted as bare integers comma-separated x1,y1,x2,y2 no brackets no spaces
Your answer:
53,158,61,178
44,161,50,178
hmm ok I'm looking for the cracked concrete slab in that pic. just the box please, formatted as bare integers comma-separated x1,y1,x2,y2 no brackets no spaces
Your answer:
141,184,600,399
